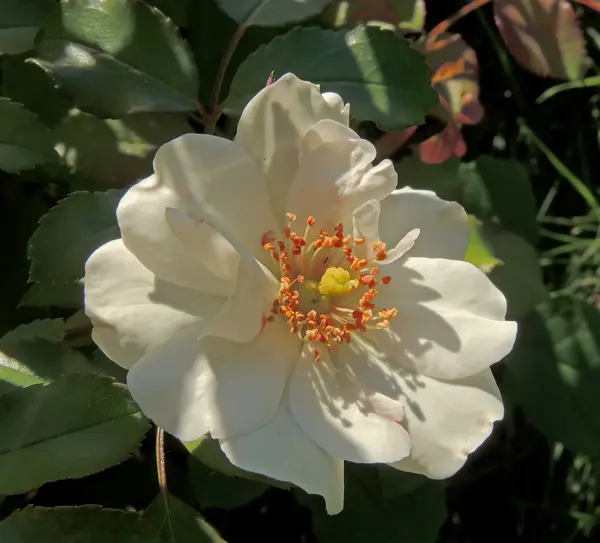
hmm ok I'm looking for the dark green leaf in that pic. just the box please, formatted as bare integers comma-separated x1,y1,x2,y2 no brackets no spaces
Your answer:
504,297,600,455
187,437,271,509
0,0,54,54
485,226,547,319
458,161,493,220
0,339,97,396
1,54,71,127
146,0,190,28
224,26,437,129
0,98,57,173
188,0,286,105
0,318,66,344
0,374,149,494
51,110,191,190
25,190,123,308
300,464,446,543
216,0,333,26
32,0,199,117
393,156,464,202
475,156,538,244
376,465,427,499
0,506,152,542
188,456,269,510
143,492,225,542
0,319,93,395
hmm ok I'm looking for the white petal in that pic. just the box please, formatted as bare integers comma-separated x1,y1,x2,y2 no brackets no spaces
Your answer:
379,188,469,260
388,370,504,478
340,344,503,478
117,175,233,296
152,134,279,261
352,199,419,263
301,119,360,155
84,239,225,368
322,92,350,122
289,346,411,464
221,400,345,515
235,73,350,224
352,199,381,251
127,318,300,442
286,138,397,232
205,255,279,343
372,257,517,380
165,207,239,283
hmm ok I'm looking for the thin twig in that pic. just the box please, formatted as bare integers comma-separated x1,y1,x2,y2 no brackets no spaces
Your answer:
206,25,247,134
156,427,167,494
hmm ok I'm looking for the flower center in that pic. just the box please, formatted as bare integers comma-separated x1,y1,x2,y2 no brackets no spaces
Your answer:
261,214,398,363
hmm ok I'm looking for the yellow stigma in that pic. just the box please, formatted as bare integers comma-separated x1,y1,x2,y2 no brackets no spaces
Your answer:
317,267,359,296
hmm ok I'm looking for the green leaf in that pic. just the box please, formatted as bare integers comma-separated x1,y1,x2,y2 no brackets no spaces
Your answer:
51,110,191,190
32,0,199,117
143,492,225,542
300,465,446,543
485,226,547,319
0,318,66,344
0,374,150,494
504,297,600,456
216,0,334,26
0,341,94,387
0,0,54,55
475,156,538,244
0,506,152,541
187,437,271,508
188,456,269,510
393,156,464,202
146,0,190,28
0,98,57,173
345,0,426,33
225,26,437,129
376,465,427,499
188,0,286,105
458,161,493,220
1,54,71,127
464,216,503,273
25,190,123,308
0,325,95,395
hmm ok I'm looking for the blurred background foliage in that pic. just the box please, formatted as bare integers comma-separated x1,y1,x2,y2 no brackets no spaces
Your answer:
1,0,600,541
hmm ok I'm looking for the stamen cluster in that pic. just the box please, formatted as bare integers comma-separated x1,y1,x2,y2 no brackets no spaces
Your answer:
261,214,398,362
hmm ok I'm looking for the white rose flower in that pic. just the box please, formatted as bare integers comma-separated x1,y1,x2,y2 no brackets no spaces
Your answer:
84,73,517,514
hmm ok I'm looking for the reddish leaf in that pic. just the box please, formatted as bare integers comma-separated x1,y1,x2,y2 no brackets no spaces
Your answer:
493,0,586,80
419,33,484,124
418,121,467,164
573,0,600,11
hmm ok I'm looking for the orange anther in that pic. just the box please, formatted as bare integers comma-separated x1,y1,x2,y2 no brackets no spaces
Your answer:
261,231,275,246
307,216,316,226
286,213,297,222
376,320,390,329
354,238,365,245
379,308,398,319
382,276,391,284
